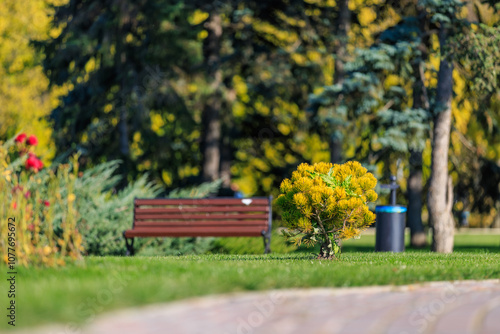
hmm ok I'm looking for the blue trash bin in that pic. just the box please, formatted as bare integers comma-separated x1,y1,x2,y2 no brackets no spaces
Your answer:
375,205,407,252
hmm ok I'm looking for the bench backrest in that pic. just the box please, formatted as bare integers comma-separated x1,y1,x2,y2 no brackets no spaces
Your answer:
132,197,272,237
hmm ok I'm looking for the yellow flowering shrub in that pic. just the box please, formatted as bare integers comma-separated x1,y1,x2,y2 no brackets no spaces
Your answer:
0,137,83,267
276,161,377,259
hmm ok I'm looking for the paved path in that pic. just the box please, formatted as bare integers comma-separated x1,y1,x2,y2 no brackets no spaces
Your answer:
17,280,500,334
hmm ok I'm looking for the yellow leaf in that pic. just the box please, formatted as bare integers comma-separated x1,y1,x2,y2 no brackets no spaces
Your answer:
43,245,52,255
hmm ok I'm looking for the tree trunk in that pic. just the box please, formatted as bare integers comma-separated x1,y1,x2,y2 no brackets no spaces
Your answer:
220,130,232,189
201,102,221,182
329,135,342,164
429,26,454,253
408,150,427,247
117,106,130,188
118,108,130,157
334,0,350,85
491,203,500,228
201,12,223,182
408,54,429,248
319,239,333,260
329,0,350,164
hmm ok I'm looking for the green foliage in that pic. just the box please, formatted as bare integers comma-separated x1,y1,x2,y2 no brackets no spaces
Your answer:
276,161,377,259
37,0,202,187
419,0,465,25
309,39,430,167
377,108,430,152
452,24,500,93
38,0,397,196
71,161,162,256
167,179,222,199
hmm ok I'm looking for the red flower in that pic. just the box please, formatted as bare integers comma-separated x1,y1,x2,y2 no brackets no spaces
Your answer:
12,202,17,209
28,224,34,231
15,133,27,143
26,155,43,172
24,191,31,199
39,199,50,207
26,135,38,146
26,156,38,168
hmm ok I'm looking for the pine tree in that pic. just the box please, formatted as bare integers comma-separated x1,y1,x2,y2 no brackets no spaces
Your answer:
37,0,202,188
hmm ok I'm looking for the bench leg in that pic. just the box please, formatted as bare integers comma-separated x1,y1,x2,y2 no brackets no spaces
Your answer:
124,233,135,256
262,231,271,254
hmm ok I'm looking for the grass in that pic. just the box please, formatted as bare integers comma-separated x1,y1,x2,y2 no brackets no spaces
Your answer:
4,233,500,330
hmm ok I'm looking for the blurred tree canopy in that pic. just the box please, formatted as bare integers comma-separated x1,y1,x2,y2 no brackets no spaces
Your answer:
2,0,498,231
0,0,67,162
310,0,499,246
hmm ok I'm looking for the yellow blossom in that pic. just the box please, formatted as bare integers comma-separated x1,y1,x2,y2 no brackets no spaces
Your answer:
43,246,52,255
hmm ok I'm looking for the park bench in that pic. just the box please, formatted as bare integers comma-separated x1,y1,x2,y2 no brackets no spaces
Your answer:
123,196,273,255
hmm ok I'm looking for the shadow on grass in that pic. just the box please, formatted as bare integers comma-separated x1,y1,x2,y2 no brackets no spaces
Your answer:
197,254,320,262
340,244,500,253
453,245,500,253
295,243,500,254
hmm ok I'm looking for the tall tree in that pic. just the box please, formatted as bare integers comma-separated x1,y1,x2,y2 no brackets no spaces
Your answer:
408,8,430,248
429,23,455,253
38,0,202,188
200,8,223,182
330,0,351,164
423,0,499,251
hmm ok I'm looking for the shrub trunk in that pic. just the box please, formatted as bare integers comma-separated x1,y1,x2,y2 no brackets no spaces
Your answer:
319,239,334,259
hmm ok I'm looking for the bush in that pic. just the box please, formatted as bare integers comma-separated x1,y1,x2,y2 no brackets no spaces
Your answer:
276,161,378,259
1,135,83,267
71,160,162,256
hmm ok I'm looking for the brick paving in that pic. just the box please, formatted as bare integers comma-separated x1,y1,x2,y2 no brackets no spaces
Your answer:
16,280,500,334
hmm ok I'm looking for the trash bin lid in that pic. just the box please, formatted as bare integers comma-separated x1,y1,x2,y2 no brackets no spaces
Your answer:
375,205,407,213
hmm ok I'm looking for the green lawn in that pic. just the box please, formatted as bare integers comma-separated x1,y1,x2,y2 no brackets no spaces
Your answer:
5,233,500,330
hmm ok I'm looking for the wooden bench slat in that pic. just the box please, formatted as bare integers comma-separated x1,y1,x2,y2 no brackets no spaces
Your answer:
126,225,267,231
124,228,264,238
135,213,269,220
134,198,269,206
128,226,266,232
133,221,268,227
134,206,269,214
